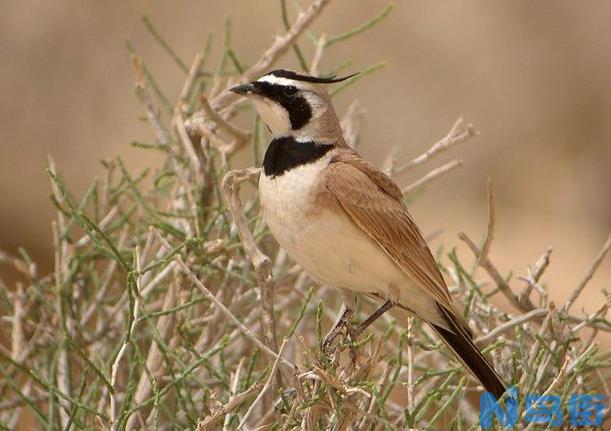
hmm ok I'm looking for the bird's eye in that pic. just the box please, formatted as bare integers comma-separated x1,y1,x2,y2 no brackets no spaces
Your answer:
283,86,297,97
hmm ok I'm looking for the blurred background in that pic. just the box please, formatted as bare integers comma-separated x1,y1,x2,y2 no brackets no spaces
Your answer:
1,1,609,314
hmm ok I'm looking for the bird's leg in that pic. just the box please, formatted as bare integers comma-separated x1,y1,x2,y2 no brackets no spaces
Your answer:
343,300,395,365
348,299,395,341
321,306,353,354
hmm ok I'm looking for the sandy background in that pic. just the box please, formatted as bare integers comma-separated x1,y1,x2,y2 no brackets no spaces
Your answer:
1,1,609,315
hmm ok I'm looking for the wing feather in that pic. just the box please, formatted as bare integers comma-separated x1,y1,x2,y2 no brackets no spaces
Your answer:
325,151,462,324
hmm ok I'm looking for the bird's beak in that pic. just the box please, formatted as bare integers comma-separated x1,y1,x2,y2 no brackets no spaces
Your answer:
229,82,257,96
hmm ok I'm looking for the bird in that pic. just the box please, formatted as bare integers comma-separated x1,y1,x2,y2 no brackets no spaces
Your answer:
230,69,507,400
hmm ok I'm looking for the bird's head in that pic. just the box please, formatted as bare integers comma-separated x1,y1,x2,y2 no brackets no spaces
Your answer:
230,69,357,140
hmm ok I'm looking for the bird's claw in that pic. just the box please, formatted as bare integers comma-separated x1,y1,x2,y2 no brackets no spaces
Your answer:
320,321,363,365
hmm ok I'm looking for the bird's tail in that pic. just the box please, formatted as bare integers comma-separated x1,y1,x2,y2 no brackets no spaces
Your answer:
431,305,507,400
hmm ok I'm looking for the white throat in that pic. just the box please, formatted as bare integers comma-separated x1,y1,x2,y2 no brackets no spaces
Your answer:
251,97,291,136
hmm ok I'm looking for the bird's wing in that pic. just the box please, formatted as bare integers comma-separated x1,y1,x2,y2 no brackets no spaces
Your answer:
325,150,462,324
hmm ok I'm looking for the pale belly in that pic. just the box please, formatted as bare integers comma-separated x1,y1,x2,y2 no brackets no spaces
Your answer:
258,161,441,321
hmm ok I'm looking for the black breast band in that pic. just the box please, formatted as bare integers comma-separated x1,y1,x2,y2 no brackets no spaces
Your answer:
262,136,333,177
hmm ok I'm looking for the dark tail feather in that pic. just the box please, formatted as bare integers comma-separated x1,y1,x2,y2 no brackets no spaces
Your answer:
431,307,507,400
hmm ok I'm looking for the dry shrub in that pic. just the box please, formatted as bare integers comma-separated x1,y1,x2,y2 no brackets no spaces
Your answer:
1,1,609,429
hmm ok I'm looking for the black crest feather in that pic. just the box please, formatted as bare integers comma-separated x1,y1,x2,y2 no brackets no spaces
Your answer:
267,69,358,84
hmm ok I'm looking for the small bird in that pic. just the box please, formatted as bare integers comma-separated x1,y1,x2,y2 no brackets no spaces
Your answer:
230,69,507,399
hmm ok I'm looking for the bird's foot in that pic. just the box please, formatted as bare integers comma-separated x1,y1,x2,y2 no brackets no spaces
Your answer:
320,307,353,356
346,326,359,364
321,321,351,356
321,336,336,356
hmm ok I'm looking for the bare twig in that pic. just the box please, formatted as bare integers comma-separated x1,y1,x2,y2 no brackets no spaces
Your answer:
125,279,179,431
239,338,289,429
522,357,570,431
10,284,25,362
195,382,264,431
223,357,246,431
110,246,142,431
563,233,611,312
201,96,250,145
197,95,251,155
173,110,202,173
156,231,293,370
213,0,331,110
0,250,34,279
222,168,278,351
406,317,415,412
382,145,400,177
5,3,610,428
52,216,71,430
570,301,610,334
459,232,528,312
402,159,463,195
179,52,204,107
309,33,327,76
394,117,476,175
0,394,47,412
131,56,170,147
324,2,394,48
186,0,332,137
280,400,299,431
340,101,367,149
518,246,552,310
478,178,495,267
74,205,119,248
475,308,548,345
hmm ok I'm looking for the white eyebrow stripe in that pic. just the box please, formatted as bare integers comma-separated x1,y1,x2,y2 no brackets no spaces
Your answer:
257,75,299,86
